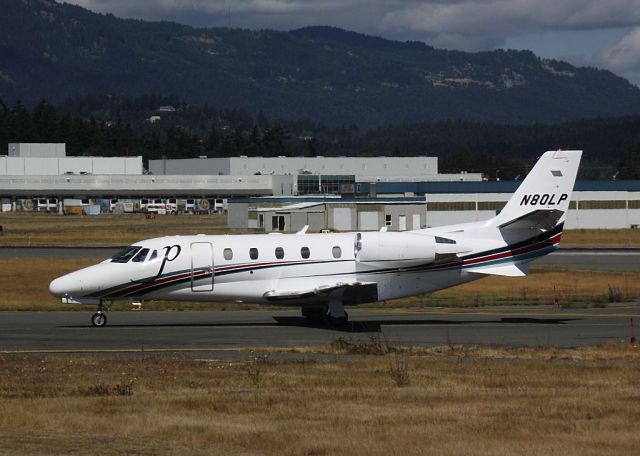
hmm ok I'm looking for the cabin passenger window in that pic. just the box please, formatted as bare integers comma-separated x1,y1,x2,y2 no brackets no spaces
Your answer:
332,246,342,258
110,246,141,263
132,248,150,263
223,248,233,260
301,247,310,259
275,247,284,259
249,248,259,260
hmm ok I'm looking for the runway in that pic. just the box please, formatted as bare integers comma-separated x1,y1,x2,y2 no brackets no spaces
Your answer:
1,307,638,356
1,247,639,271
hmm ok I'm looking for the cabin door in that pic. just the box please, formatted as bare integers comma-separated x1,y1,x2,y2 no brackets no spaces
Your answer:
190,242,214,292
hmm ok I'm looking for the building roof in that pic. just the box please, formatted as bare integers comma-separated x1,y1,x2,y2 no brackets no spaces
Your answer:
233,196,427,204
364,180,640,194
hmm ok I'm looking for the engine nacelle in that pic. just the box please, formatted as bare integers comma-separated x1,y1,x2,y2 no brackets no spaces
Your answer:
354,232,436,267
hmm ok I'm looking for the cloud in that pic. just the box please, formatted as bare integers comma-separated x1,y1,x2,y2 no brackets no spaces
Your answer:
66,1,640,47
594,27,640,84
380,0,640,50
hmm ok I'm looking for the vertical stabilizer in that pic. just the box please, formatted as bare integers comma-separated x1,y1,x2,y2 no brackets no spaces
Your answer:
491,150,582,228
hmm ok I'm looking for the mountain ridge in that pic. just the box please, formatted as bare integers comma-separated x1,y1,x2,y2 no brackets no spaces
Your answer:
2,0,640,126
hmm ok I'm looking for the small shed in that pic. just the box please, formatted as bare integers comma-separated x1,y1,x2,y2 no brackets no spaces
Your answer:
229,197,427,233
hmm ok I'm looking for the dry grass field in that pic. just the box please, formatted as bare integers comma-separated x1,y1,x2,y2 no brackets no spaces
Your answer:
0,212,230,246
0,344,639,455
561,228,640,248
1,258,639,311
1,212,640,247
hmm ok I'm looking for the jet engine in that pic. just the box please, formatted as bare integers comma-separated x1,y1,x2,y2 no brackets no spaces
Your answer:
354,232,437,267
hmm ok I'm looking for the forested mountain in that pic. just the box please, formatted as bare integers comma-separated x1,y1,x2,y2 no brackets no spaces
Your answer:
2,97,640,180
2,0,640,126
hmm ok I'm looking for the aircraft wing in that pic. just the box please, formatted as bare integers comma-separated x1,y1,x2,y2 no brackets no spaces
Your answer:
263,281,378,304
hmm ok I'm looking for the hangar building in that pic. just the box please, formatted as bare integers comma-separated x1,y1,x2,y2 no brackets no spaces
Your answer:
228,197,427,232
148,155,483,196
229,179,640,232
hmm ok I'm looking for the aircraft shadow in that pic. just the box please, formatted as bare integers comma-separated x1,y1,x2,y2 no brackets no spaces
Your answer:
59,317,579,332
272,316,580,333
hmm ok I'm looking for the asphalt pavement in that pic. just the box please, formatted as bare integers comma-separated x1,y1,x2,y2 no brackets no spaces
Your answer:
1,307,638,357
1,247,637,358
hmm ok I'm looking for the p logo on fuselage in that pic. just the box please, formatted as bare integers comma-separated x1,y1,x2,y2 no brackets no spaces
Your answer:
131,244,182,284
520,193,568,206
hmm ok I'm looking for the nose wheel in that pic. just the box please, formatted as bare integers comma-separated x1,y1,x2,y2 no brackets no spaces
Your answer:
91,311,107,327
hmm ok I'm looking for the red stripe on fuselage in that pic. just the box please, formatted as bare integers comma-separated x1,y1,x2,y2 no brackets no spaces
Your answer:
462,232,561,267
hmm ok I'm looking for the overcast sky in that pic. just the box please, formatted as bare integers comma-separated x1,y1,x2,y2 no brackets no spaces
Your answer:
67,0,640,85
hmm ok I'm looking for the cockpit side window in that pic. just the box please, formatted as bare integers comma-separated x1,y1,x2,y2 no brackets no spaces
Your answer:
110,246,142,263
149,250,158,261
132,248,150,263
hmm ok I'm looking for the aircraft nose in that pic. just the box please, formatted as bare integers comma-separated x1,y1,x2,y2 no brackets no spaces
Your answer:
49,275,77,298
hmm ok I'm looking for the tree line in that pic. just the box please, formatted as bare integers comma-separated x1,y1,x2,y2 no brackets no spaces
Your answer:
1,96,640,179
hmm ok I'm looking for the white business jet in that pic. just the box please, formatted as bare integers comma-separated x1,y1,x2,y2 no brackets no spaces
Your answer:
50,150,581,327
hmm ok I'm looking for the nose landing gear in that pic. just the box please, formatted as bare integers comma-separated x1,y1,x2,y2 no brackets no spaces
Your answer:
91,302,109,327
91,311,107,327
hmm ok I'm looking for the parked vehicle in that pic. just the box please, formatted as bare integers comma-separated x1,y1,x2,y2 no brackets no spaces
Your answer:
146,203,176,215
36,198,58,212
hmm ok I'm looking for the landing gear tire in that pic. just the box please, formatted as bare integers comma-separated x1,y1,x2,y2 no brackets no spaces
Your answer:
91,311,107,328
326,310,349,326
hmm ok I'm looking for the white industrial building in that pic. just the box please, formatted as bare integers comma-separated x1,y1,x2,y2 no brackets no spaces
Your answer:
2,143,143,176
148,156,483,183
7,143,67,158
2,144,640,229
0,144,294,213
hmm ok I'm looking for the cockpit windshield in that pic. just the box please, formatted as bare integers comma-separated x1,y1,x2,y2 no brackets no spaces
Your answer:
132,248,150,263
110,246,142,263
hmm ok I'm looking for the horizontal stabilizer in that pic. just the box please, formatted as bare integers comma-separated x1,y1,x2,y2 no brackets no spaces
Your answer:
466,262,528,277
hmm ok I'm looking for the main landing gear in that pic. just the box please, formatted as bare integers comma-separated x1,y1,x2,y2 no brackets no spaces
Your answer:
301,307,349,326
91,302,108,327
301,291,349,326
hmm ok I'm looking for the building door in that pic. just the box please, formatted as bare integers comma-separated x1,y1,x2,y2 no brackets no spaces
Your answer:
358,211,379,231
190,242,213,292
412,214,421,230
399,215,407,231
333,208,353,231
